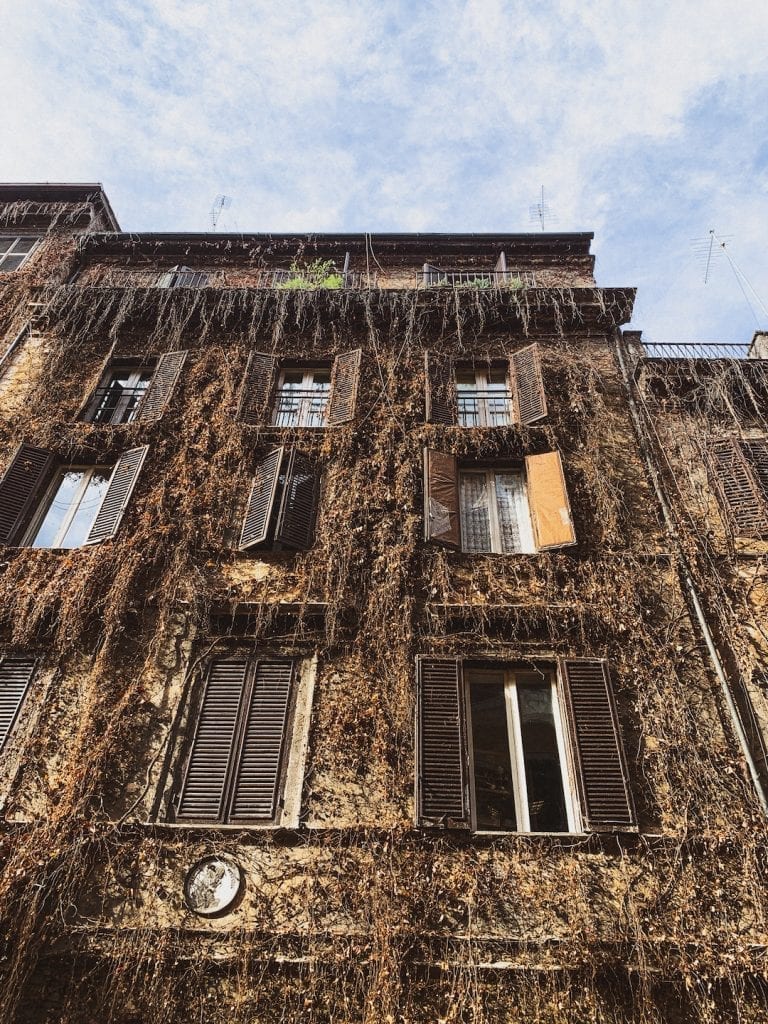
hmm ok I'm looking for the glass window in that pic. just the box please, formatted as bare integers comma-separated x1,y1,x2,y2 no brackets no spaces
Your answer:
28,467,111,549
459,468,534,553
456,366,512,427
273,367,331,428
0,236,39,272
88,366,154,424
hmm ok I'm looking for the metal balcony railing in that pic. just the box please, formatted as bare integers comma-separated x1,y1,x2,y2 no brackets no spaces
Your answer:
255,268,371,289
75,267,373,290
418,269,536,289
273,388,330,428
86,386,148,424
641,342,751,359
457,389,514,427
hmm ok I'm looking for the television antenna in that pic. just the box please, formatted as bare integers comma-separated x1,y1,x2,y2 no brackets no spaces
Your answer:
691,229,768,326
210,195,232,230
529,186,555,231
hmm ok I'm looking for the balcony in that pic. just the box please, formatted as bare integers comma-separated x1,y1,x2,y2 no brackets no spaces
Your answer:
418,268,536,289
272,388,330,428
72,265,372,290
457,389,514,428
641,342,751,359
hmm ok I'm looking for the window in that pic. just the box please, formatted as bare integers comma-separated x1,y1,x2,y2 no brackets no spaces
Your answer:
416,658,636,833
239,446,319,552
0,237,38,272
456,366,513,427
0,443,148,548
237,349,362,426
424,449,576,552
273,367,331,428
0,657,37,752
707,437,768,538
82,351,187,425
156,265,209,288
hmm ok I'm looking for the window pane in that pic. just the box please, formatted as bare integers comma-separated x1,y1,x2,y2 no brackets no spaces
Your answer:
460,473,491,552
486,369,511,426
59,470,111,548
456,370,479,427
495,472,525,553
517,683,567,832
12,238,37,253
469,679,516,830
0,238,14,255
0,255,25,272
31,471,87,548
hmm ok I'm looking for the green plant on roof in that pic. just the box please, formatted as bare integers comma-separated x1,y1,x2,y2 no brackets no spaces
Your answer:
278,258,344,290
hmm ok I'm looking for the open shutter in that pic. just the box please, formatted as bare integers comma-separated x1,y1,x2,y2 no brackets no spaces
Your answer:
495,251,507,274
274,448,319,550
424,351,456,424
708,438,768,537
416,657,470,827
327,349,361,425
136,350,188,423
84,446,148,545
176,658,248,822
423,264,444,286
239,447,283,550
0,444,55,546
228,659,294,822
237,351,277,424
424,449,460,546
559,659,636,830
510,343,547,425
525,451,576,550
0,656,37,751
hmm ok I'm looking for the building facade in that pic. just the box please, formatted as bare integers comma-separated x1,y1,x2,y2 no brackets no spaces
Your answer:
0,183,766,1022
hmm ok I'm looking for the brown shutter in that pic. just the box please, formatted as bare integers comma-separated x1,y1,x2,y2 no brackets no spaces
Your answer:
559,659,636,830
237,351,277,424
136,350,188,422
239,447,283,550
84,446,148,545
510,343,547,425
525,451,576,550
424,351,456,424
0,444,55,546
274,448,319,550
424,448,460,547
176,658,248,822
0,656,37,751
327,349,362,425
228,659,294,821
416,657,470,827
708,438,768,537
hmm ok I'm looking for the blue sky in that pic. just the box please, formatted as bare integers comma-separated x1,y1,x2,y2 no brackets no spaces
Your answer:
2,0,768,343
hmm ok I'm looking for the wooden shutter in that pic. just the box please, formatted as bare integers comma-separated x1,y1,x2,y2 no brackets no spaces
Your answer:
424,351,456,424
84,446,148,545
229,659,294,821
0,656,36,751
525,451,576,550
327,349,362,425
559,659,636,830
237,351,277,424
239,447,283,550
416,657,470,827
423,264,443,286
708,438,768,537
494,251,507,274
274,448,319,550
510,344,547,425
176,658,248,822
0,444,55,546
136,350,188,422
424,448,460,547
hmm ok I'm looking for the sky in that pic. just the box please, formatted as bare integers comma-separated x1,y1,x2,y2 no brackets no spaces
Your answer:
2,0,768,344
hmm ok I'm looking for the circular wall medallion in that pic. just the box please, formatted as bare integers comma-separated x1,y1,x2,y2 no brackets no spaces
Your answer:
183,856,243,917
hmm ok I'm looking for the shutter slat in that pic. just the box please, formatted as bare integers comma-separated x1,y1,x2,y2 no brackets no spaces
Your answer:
239,447,283,550
424,448,460,547
0,444,55,545
137,350,188,423
274,448,318,550
708,438,768,537
424,351,456,424
525,450,576,550
417,658,470,827
85,446,148,545
327,349,362,425
176,658,248,821
229,659,294,821
510,343,547,425
0,656,36,750
237,351,277,424
559,659,636,830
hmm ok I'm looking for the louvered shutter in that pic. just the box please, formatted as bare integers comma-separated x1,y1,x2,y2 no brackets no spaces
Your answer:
559,659,636,831
424,351,456,424
237,351,277,424
0,444,55,545
0,656,36,751
176,658,248,822
274,448,319,550
424,448,460,547
239,447,283,550
525,451,576,550
708,438,768,537
84,446,148,545
743,439,768,497
416,657,469,827
423,264,444,286
229,659,294,821
327,349,362,425
136,350,188,423
510,344,547,425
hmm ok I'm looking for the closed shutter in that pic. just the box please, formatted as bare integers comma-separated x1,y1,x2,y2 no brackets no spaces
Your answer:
416,657,469,827
424,351,456,425
229,659,294,821
743,439,768,497
0,656,36,751
327,349,362,425
525,451,576,550
510,344,547,425
84,446,148,545
239,447,283,550
559,659,636,830
274,448,319,550
237,351,277,424
136,350,188,422
424,448,460,547
708,438,768,538
176,658,248,821
0,444,55,545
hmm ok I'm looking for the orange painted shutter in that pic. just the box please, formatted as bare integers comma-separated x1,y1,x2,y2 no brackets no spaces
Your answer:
525,451,576,550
